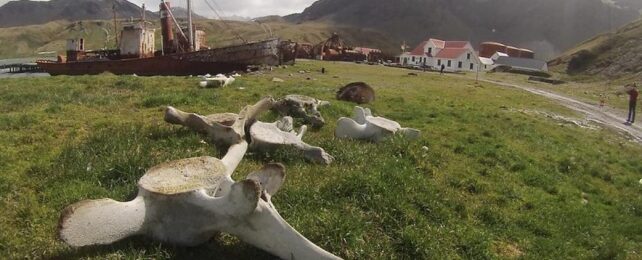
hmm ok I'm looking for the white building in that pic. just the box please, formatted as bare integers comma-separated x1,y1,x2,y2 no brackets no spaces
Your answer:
398,38,480,72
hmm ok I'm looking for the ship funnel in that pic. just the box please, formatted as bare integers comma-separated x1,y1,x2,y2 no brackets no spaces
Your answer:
160,1,175,54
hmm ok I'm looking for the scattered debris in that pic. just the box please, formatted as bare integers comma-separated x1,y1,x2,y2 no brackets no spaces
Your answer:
272,77,285,83
408,72,418,76
514,109,599,130
336,82,376,104
581,192,589,205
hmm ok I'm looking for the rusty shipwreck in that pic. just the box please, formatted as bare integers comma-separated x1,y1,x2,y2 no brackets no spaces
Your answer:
37,0,296,76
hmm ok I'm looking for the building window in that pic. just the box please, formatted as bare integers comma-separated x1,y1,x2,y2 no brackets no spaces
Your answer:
470,63,474,70
437,59,441,66
458,61,462,68
428,47,432,55
412,56,415,62
448,60,451,67
467,53,471,60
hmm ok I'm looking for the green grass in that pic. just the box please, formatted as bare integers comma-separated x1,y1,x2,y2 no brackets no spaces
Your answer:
1,61,641,259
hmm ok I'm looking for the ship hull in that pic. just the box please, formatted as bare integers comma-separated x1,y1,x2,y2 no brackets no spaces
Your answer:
37,39,288,76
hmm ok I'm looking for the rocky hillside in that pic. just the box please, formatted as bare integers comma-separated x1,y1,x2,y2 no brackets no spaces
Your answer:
286,0,641,59
0,0,157,28
548,19,642,81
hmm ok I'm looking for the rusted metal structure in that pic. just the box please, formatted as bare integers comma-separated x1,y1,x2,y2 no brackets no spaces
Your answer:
160,1,175,54
506,46,521,57
479,42,507,58
295,43,314,59
480,42,535,59
309,33,387,62
518,48,535,59
37,0,295,76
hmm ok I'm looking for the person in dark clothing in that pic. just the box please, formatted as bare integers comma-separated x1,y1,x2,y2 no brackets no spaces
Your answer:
620,83,638,125
440,64,445,74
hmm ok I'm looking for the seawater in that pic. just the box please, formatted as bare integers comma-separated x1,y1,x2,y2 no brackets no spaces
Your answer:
0,58,50,78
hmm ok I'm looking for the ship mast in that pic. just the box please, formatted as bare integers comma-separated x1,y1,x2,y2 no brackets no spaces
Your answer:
112,0,119,47
187,0,194,51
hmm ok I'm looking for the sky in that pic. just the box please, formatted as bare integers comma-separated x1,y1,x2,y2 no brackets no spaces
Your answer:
0,0,318,18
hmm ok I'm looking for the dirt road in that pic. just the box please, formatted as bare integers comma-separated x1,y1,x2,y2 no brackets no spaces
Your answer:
483,79,642,143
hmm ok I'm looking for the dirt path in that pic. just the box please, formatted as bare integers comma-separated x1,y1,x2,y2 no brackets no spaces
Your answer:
483,79,642,143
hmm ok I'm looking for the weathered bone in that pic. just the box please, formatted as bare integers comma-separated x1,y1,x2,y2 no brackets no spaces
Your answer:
251,117,334,165
165,107,334,165
335,106,421,142
199,74,236,88
58,99,340,259
164,98,274,149
273,95,330,129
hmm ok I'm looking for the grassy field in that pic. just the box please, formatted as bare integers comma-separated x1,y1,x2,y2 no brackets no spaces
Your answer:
1,61,641,259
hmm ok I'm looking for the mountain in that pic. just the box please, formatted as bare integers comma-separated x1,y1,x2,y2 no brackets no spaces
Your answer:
287,0,641,59
614,0,642,11
0,0,157,28
548,19,642,81
158,6,206,20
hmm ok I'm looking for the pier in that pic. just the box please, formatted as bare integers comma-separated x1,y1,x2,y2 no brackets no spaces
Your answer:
0,63,43,73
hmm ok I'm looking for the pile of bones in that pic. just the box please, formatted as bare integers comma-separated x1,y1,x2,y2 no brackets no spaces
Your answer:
58,95,420,259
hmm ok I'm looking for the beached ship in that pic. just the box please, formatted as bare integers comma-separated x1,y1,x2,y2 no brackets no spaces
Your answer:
37,0,296,76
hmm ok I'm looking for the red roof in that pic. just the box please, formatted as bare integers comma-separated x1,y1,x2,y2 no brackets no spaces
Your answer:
410,41,429,55
434,48,468,59
408,39,472,56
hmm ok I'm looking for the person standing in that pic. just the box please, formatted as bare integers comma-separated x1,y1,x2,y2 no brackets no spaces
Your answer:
622,83,639,125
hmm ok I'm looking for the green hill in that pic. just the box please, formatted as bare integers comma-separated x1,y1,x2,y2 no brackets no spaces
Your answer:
0,19,398,59
548,19,642,82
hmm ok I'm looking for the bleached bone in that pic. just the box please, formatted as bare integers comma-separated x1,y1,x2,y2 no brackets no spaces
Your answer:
273,95,330,129
251,117,334,165
165,107,333,165
335,106,421,142
164,99,271,150
199,75,236,88
58,99,340,259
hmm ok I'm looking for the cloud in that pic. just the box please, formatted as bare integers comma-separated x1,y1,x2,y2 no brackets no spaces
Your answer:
0,0,316,18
